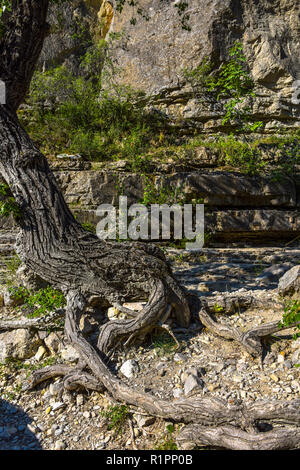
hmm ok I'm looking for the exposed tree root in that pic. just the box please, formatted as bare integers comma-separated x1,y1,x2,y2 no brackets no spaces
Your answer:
24,290,300,450
24,363,105,393
2,0,299,452
63,370,105,393
23,364,74,390
199,306,300,359
0,316,64,331
177,424,300,450
97,280,168,355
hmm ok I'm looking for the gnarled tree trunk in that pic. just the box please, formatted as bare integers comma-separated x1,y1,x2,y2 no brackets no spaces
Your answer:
1,0,300,451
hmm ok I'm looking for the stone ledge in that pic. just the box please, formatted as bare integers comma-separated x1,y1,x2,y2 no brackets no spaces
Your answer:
55,170,300,208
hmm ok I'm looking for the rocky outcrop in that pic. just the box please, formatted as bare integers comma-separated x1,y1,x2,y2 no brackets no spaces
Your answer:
0,329,41,362
39,1,300,133
39,0,114,71
52,162,300,207
49,165,299,243
1,160,299,244
108,0,300,133
278,266,300,297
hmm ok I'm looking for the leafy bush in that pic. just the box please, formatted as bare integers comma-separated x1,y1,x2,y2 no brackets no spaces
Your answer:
217,135,266,175
19,39,166,162
152,332,178,356
155,424,178,450
185,41,261,131
184,58,213,95
5,253,22,277
208,41,258,128
0,183,21,220
279,300,300,339
101,405,129,434
7,285,66,318
140,176,185,206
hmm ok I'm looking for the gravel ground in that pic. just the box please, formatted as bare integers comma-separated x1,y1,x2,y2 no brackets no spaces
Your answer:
0,247,299,450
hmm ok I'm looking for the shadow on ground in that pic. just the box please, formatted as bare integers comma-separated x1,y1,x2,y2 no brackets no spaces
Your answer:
0,398,42,450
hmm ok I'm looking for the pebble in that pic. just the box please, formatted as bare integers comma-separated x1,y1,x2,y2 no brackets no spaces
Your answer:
184,373,205,395
173,353,187,363
134,415,155,427
173,389,183,398
34,346,47,361
76,395,84,407
232,374,243,383
277,353,285,364
96,441,106,449
51,402,65,412
291,349,300,365
49,382,64,397
120,360,139,378
54,440,66,450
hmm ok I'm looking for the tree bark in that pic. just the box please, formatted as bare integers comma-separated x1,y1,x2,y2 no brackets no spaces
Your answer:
0,0,50,113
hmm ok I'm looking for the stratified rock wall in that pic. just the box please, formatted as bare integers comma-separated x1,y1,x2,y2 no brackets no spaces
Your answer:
39,0,300,133
107,0,300,133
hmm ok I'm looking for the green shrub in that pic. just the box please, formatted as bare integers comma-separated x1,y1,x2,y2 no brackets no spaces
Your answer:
217,135,266,175
101,405,129,434
5,253,21,277
0,183,21,220
152,332,178,356
155,424,178,450
140,176,185,206
7,285,66,318
185,41,260,130
19,39,166,163
279,300,300,339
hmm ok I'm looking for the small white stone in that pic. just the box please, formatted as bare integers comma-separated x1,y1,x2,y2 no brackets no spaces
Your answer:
51,402,65,411
173,388,183,398
49,382,64,397
107,307,119,319
277,354,285,364
291,338,300,349
120,360,139,378
173,353,187,363
232,374,243,383
76,394,84,406
34,345,47,361
291,349,300,365
60,345,80,362
54,440,66,450
184,374,204,395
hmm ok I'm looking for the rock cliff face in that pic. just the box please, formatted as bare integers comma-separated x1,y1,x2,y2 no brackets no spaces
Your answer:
19,1,300,246
40,0,300,133
1,157,299,245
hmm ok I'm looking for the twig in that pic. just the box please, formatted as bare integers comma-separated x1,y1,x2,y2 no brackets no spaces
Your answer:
128,417,138,450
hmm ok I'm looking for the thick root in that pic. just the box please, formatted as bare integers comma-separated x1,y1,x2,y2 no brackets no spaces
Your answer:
97,280,168,355
177,424,300,450
23,363,105,393
23,364,75,391
0,316,64,331
25,290,300,450
199,307,300,359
